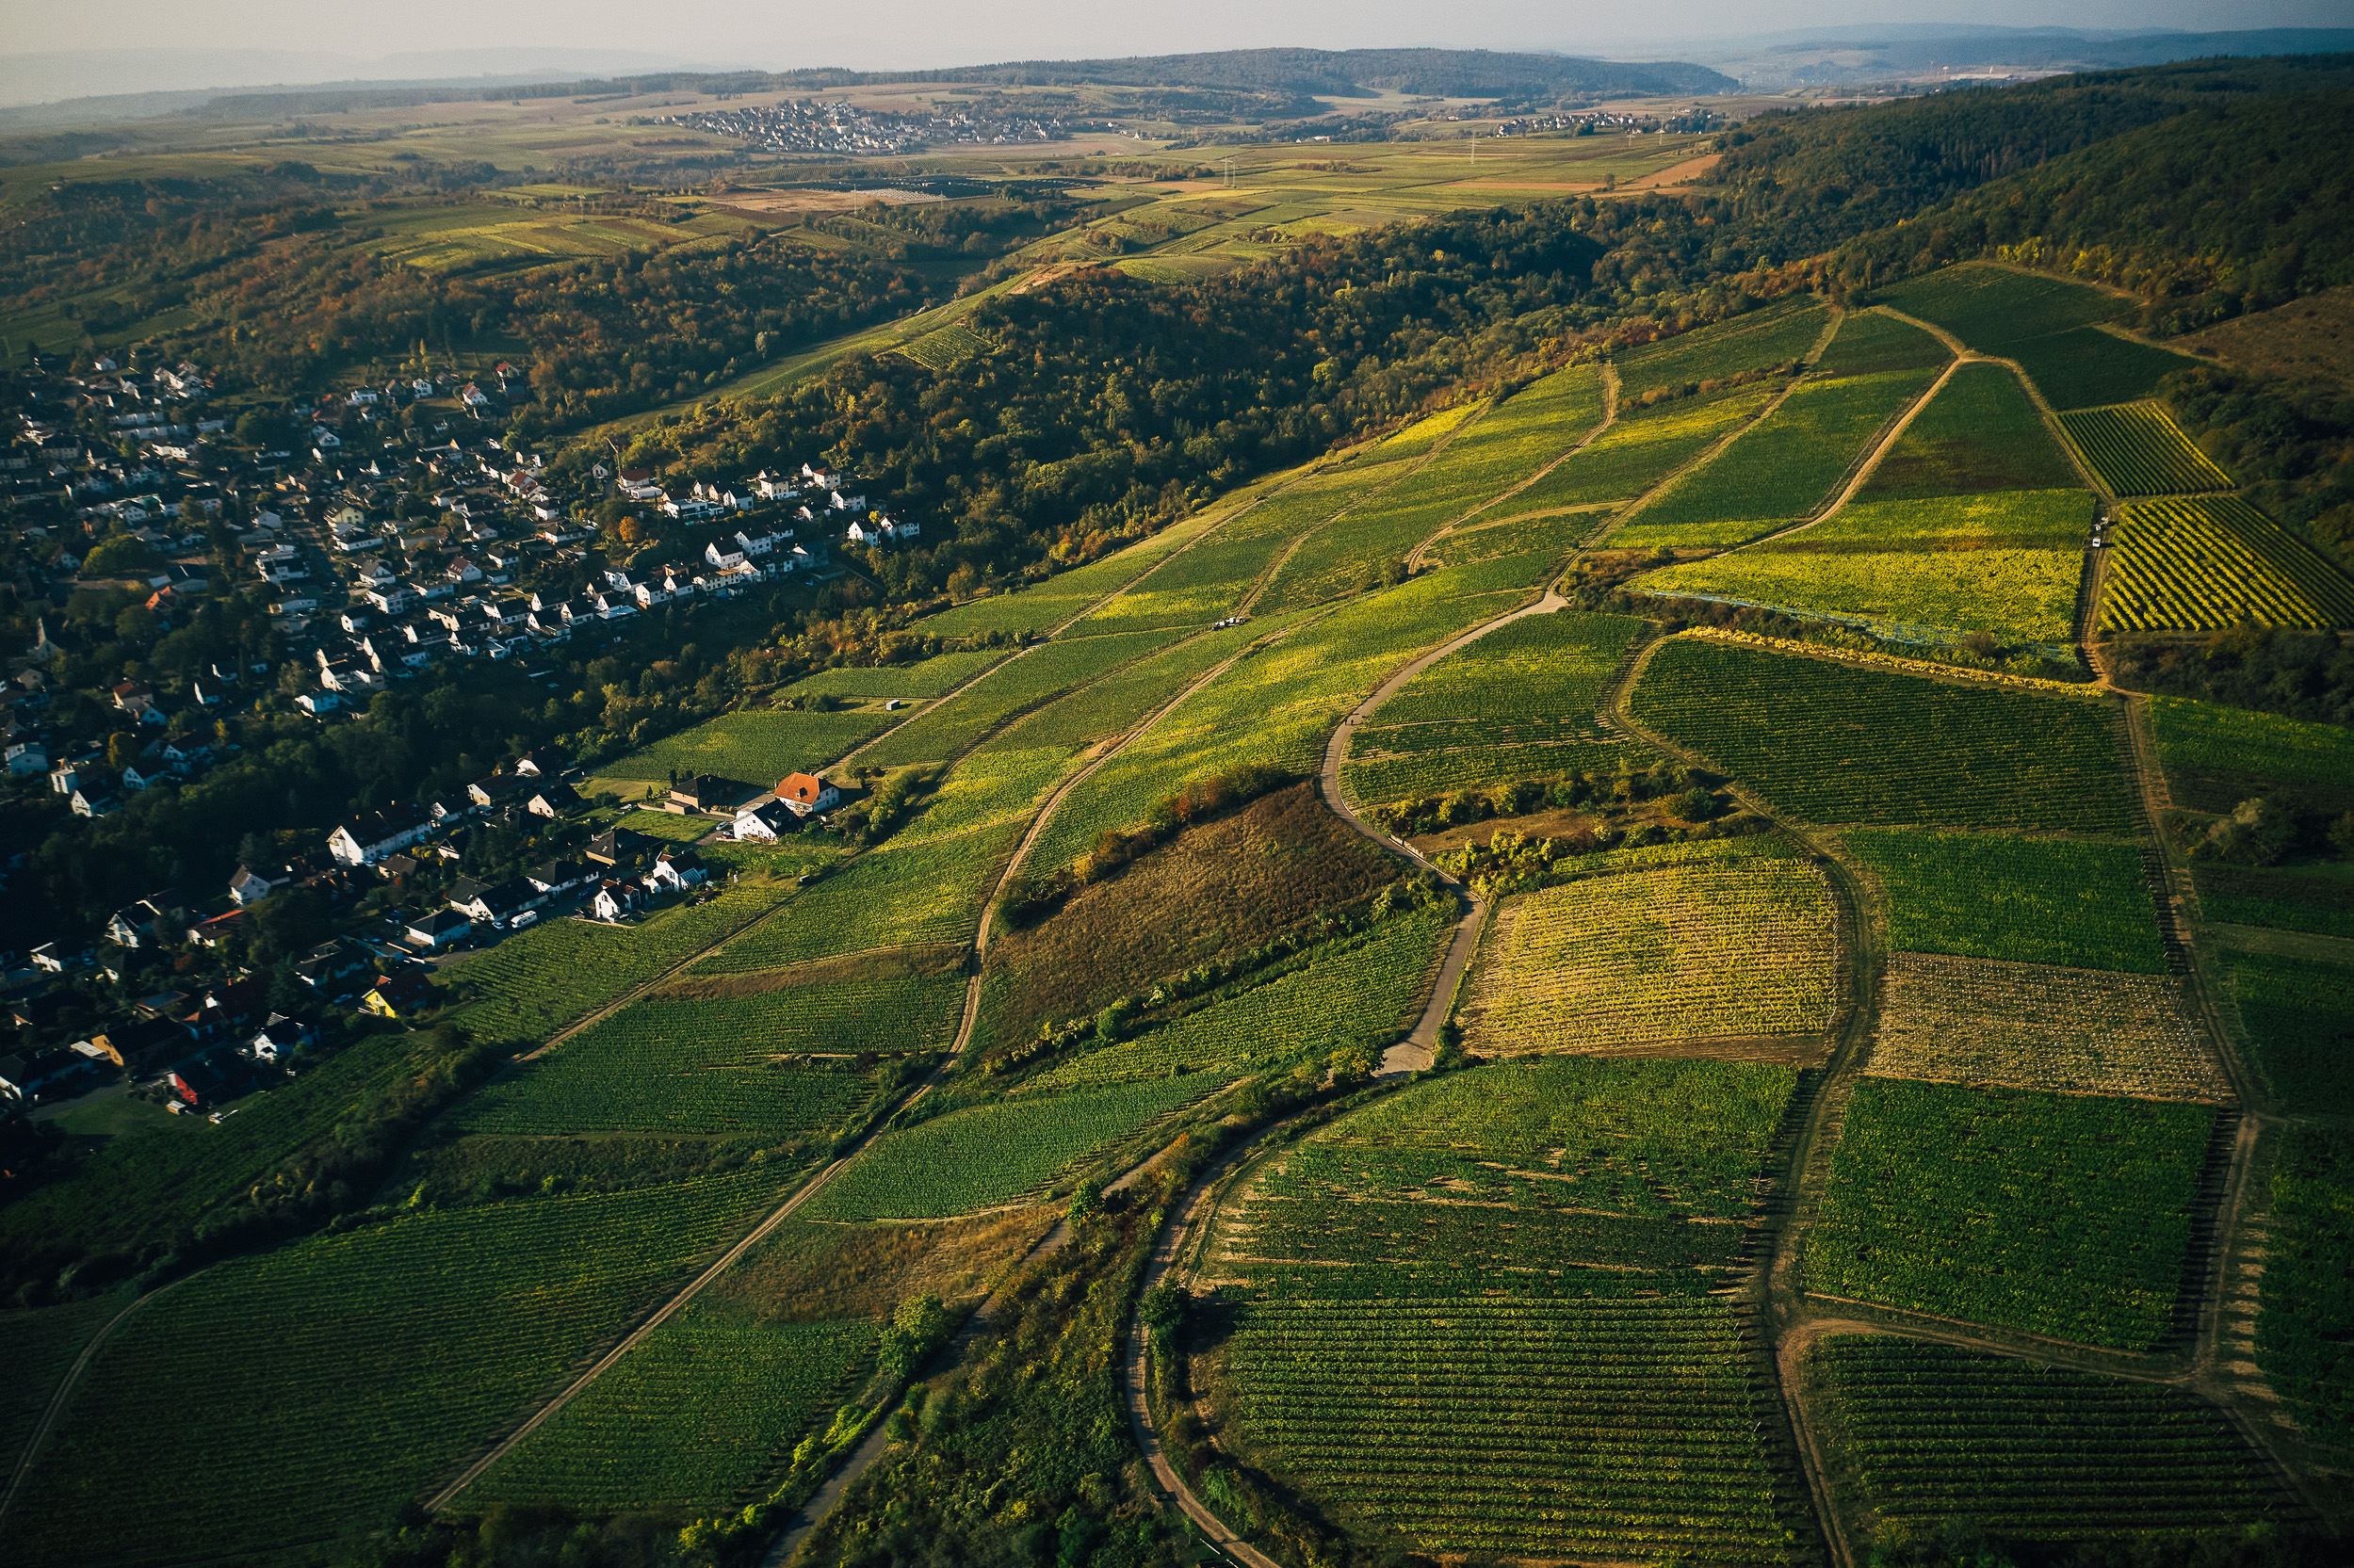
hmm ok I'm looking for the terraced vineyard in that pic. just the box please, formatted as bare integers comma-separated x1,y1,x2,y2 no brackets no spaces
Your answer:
2058,402,2232,494
2101,495,2354,631
1806,1079,2214,1350
1810,1337,2280,1543
1867,954,2230,1103
694,830,1016,974
1342,610,1638,803
1463,852,1838,1054
458,1307,874,1512
1630,638,2137,832
1614,296,1828,402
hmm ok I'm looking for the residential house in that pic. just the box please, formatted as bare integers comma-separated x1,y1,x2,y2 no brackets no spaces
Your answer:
591,879,645,922
774,772,840,818
527,859,591,897
105,893,183,949
327,803,434,865
165,1046,256,1107
669,774,734,814
246,1013,318,1062
466,773,529,810
586,827,654,868
228,864,289,906
643,849,708,896
89,1015,193,1069
7,740,48,777
361,970,436,1019
731,799,800,842
447,878,535,927
525,783,581,818
403,908,472,951
0,1046,103,1106
189,910,247,949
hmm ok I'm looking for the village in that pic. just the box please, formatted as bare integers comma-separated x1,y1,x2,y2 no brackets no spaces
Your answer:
0,347,930,1156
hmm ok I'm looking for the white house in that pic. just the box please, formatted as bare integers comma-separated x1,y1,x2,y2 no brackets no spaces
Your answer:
327,804,434,865
642,849,709,896
732,799,800,842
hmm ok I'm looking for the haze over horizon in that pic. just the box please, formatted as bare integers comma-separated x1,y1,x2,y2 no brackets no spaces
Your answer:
0,1,2342,105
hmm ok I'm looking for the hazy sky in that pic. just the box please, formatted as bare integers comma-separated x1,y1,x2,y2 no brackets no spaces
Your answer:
6,1,2343,70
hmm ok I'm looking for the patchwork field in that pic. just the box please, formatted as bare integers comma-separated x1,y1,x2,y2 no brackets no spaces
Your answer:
1630,638,2136,832
1461,849,1838,1054
1866,953,2230,1103
1341,610,1639,804
1810,1337,2280,1544
1806,1078,2214,1350
2100,495,2354,632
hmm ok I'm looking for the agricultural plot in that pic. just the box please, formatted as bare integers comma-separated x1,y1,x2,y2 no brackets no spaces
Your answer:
1845,829,2167,973
986,616,1267,758
897,321,991,370
1211,1058,1810,1562
1487,381,1781,524
1813,310,1954,378
2149,697,2354,815
2255,1125,2354,1446
1810,1337,2280,1543
598,706,893,785
2221,949,2354,1114
804,1075,1215,1220
0,1294,123,1471
2195,862,2354,942
1462,851,1838,1055
1874,262,2191,409
917,507,1230,639
2100,495,2354,632
1021,553,1544,875
1634,538,2083,647
458,1307,874,1513
1630,638,2137,832
2059,403,2232,495
1615,297,1829,404
1342,610,1639,803
856,627,1184,767
783,648,1009,700
695,828,1015,974
2009,328,2200,413
1030,912,1446,1088
0,1172,787,1568
1806,1078,2215,1350
1615,364,1947,547
1859,363,2080,498
1867,953,2230,1104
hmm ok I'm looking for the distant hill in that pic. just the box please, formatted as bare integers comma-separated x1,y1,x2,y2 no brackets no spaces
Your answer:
1675,25,2354,89
866,48,1738,101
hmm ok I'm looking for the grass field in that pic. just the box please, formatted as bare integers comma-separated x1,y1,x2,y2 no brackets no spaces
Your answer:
1867,953,2230,1103
1859,363,2080,498
804,1075,1215,1220
1463,849,1837,1054
597,706,896,785
2059,403,2233,495
1631,638,2136,832
1845,829,2167,972
1342,610,1639,803
1806,1078,2214,1350
456,1305,874,1513
1030,912,1445,1088
0,1171,789,1568
1810,1336,2279,1544
2100,495,2354,632
2221,948,2354,1114
2149,697,2354,815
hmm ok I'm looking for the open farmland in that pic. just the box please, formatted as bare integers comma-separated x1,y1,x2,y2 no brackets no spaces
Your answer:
1859,363,2079,498
2100,495,2354,632
803,1075,1215,1220
1866,953,2230,1103
456,1307,874,1514
1629,638,2136,832
1205,1058,1810,1562
1805,1078,2215,1350
0,1172,788,1568
1342,610,1639,803
1845,829,2167,973
1461,849,1837,1055
1028,911,1446,1088
2221,949,2354,1114
2059,403,2233,495
2256,1126,2354,1447
1810,1337,2281,1544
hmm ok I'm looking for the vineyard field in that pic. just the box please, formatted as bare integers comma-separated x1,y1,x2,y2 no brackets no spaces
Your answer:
1634,540,2082,647
597,706,894,785
856,627,1185,768
783,648,1010,699
2101,495,2354,632
694,827,1015,974
1781,488,2091,549
1462,853,1837,1054
2222,948,2354,1114
2059,403,2232,495
1845,829,2167,973
1615,364,1946,546
1615,297,1827,403
2009,327,2198,412
804,1075,1215,1220
2149,697,2354,815
0,1172,787,1568
1867,953,2229,1104
1806,1078,2214,1350
457,1306,874,1513
1812,310,1952,378
1876,264,2131,353
1031,912,1445,1089
1859,363,2078,498
0,1294,123,1472
2195,861,2354,942
1342,610,1639,803
1486,382,1780,523
916,506,1230,639
898,321,990,369
1810,1337,2279,1543
2256,1125,2354,1447
1630,638,2136,832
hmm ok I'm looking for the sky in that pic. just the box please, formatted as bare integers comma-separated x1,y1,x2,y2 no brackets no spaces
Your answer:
3,1,2343,75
